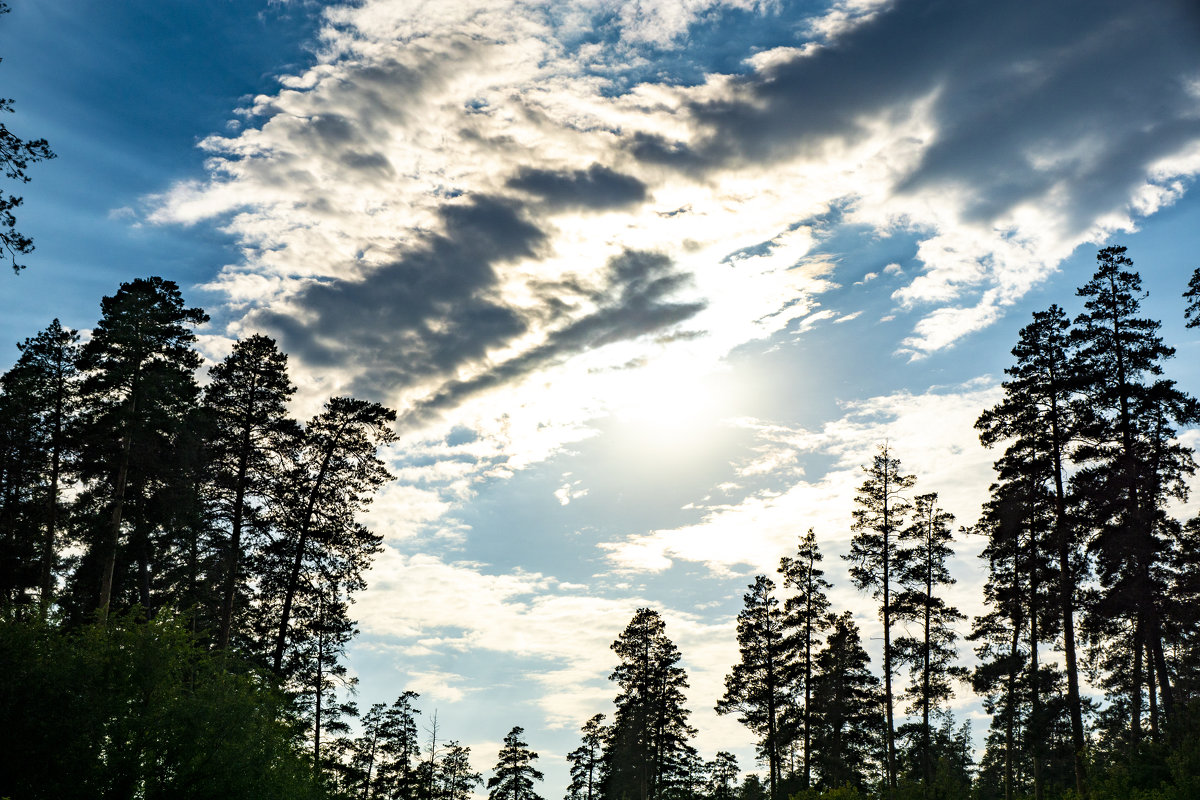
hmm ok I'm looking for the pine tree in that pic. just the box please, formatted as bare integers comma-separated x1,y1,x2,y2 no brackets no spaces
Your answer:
1070,246,1197,742
437,741,482,800
265,396,395,675
1184,266,1200,329
566,714,607,800
378,691,424,800
893,492,967,796
969,471,1032,800
716,575,794,800
203,334,299,649
72,277,208,619
976,304,1089,798
844,443,914,792
0,319,79,609
809,611,882,793
706,752,739,800
604,608,697,800
488,727,544,800
0,2,55,274
778,528,832,790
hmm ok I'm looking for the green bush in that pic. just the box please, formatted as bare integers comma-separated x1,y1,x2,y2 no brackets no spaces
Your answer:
0,611,323,800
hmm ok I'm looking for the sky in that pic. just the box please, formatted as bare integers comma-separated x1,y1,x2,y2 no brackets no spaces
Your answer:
3,0,1200,792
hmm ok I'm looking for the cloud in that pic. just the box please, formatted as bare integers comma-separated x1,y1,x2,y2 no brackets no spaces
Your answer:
403,249,706,425
354,548,744,748
624,0,1200,349
508,163,648,210
148,0,1200,477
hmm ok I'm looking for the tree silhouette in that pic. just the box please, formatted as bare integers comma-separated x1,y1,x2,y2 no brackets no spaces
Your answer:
717,575,793,800
566,714,607,800
778,528,832,790
809,611,883,793
844,443,914,793
488,726,544,800
893,492,966,795
203,334,298,649
605,608,696,800
73,277,208,619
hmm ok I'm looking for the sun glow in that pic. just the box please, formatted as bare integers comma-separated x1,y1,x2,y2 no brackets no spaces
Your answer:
607,357,732,440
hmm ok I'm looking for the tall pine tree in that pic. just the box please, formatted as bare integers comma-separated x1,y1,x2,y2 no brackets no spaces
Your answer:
893,492,966,796
716,575,794,800
1071,246,1196,742
778,528,832,791
604,608,697,800
73,277,208,619
844,443,914,792
488,727,544,800
809,611,883,793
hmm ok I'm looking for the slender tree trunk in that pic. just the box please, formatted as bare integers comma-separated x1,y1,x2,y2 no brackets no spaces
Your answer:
803,607,812,790
314,593,324,772
1148,646,1160,738
1131,615,1144,746
135,512,152,608
1048,399,1088,798
1030,555,1043,800
882,466,897,794
272,424,345,674
218,435,252,648
38,379,63,613
362,731,377,800
98,398,135,620
922,538,932,799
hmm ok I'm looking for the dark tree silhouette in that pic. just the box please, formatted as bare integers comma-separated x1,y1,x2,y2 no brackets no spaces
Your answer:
435,741,482,800
809,611,883,793
1071,246,1196,743
488,727,544,800
266,396,394,675
893,492,967,795
73,277,208,619
566,714,607,800
203,334,298,649
604,608,696,800
844,443,914,793
977,304,1088,799
0,319,79,608
778,528,832,790
717,575,793,800
705,751,739,800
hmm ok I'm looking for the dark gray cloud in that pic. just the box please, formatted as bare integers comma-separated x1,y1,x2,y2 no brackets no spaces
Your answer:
637,0,1200,233
507,163,648,210
402,249,706,424
254,194,703,422
253,194,543,399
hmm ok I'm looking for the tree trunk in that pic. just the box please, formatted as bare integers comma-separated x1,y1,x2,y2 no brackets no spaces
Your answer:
1048,397,1088,799
38,369,64,613
272,424,345,674
98,400,135,620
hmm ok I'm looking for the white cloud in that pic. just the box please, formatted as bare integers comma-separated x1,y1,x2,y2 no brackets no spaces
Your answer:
601,378,1002,576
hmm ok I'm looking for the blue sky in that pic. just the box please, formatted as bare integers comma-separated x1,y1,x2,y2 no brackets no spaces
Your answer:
4,0,1200,792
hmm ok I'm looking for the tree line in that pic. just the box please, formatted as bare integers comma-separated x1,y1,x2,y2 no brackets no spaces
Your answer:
556,246,1200,800
3,245,1200,800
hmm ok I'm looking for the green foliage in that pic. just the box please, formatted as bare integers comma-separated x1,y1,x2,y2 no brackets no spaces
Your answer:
787,785,863,800
0,611,323,800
